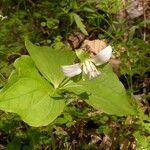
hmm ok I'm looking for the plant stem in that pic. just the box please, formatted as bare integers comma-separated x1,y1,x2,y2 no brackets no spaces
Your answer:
59,77,71,88
50,126,56,150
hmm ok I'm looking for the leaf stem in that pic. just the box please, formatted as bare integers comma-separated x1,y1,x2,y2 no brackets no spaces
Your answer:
50,126,56,150
59,77,71,88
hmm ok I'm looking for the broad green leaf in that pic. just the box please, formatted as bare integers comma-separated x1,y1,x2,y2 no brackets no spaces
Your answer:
25,39,76,88
71,12,88,35
61,64,136,116
0,56,65,127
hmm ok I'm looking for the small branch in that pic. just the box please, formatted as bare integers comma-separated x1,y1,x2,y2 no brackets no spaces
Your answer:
143,0,147,42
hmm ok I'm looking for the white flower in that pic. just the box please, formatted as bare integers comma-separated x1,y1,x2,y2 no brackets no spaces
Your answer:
61,45,112,79
0,14,7,21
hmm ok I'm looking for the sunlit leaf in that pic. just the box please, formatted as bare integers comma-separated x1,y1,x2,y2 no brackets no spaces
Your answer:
0,56,65,127
61,64,136,116
25,39,76,88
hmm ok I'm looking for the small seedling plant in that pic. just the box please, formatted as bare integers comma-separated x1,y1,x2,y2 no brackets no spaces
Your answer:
0,39,136,127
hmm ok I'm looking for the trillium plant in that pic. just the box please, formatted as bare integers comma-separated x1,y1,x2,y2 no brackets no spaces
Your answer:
0,39,136,127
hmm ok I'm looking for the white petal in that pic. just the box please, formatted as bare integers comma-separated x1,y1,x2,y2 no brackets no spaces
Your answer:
92,45,112,66
88,69,100,79
82,63,88,74
61,63,82,77
83,61,100,79
85,60,93,72
89,61,97,71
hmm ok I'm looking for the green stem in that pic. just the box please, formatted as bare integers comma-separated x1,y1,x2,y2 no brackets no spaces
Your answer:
50,126,56,150
0,73,6,86
59,77,71,88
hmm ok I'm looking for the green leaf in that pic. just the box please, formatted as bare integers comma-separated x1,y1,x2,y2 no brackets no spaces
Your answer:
61,64,136,116
75,49,90,62
25,39,76,88
7,142,21,150
71,12,88,35
0,56,65,127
